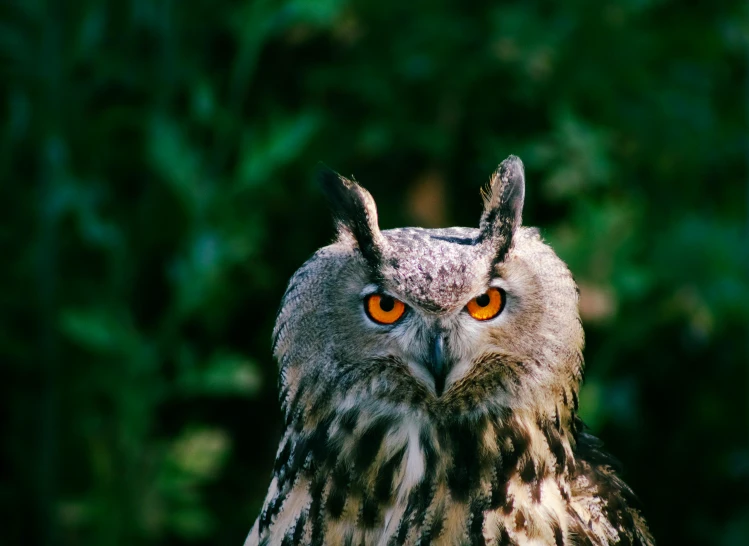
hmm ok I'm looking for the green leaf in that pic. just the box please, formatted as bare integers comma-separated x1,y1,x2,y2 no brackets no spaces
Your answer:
59,308,136,354
178,349,263,397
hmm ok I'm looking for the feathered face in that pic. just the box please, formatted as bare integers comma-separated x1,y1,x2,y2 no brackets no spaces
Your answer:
273,156,583,425
253,157,653,546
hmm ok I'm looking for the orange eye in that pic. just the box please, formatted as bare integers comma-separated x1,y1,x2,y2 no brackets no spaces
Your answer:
365,294,406,325
466,287,505,321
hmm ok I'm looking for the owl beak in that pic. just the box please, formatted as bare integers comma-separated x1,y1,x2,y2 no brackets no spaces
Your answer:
427,333,450,396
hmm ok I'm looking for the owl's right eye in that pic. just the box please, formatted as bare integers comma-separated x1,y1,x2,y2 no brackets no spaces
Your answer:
466,287,505,321
365,294,406,325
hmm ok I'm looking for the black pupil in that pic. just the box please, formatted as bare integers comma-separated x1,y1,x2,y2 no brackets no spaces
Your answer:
475,293,491,307
379,296,395,312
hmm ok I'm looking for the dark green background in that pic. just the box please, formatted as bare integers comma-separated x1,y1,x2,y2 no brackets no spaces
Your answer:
2,1,748,545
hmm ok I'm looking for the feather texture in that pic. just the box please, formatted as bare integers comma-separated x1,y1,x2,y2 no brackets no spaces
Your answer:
246,158,653,545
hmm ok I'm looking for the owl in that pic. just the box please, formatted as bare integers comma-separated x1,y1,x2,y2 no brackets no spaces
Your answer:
245,156,653,546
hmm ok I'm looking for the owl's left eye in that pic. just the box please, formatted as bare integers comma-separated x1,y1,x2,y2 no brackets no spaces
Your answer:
466,287,505,321
365,294,406,325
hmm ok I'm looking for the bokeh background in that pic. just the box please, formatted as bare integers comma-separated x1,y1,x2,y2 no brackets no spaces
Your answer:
2,1,748,545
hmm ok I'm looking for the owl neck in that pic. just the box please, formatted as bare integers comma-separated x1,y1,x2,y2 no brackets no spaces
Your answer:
259,395,579,544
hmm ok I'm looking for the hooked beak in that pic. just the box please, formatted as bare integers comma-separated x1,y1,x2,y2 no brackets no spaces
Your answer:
426,331,452,396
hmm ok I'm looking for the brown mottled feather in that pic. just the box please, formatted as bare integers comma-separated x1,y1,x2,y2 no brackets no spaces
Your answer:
245,158,653,545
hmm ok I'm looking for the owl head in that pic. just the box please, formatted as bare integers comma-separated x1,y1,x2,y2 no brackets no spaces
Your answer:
273,156,584,428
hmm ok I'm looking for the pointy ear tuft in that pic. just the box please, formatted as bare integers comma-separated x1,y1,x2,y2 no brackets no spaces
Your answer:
317,165,384,267
479,155,525,264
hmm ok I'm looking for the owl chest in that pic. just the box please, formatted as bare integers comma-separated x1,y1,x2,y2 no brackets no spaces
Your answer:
262,454,570,546
259,415,574,545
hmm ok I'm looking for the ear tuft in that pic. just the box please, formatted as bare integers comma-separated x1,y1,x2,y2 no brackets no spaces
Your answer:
479,155,526,264
317,165,384,267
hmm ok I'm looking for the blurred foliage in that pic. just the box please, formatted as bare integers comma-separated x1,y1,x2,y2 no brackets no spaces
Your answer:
1,0,747,545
